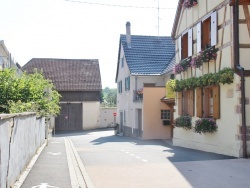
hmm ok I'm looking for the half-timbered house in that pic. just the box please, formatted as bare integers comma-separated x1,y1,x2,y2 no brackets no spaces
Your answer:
172,0,250,157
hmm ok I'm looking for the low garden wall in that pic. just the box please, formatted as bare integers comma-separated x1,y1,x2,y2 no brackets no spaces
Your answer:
0,112,45,188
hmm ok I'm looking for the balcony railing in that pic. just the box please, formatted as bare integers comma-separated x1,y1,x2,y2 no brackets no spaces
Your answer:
133,90,143,102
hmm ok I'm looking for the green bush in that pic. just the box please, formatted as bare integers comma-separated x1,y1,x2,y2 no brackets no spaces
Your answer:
174,115,192,130
0,69,61,117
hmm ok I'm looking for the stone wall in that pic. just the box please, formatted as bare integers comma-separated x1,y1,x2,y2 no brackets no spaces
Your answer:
0,113,45,188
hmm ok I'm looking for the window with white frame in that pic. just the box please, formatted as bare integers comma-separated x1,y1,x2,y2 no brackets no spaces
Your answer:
161,110,171,120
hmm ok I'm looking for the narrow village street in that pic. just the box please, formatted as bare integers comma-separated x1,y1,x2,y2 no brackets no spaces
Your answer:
20,129,250,188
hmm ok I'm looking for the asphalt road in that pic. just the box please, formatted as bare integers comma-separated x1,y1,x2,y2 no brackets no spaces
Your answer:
20,129,250,188
64,129,250,188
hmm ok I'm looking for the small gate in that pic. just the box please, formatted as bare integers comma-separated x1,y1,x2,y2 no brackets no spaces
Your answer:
55,102,83,131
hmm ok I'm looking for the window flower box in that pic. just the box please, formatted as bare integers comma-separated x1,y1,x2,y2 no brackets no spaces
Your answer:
194,118,218,134
174,115,192,130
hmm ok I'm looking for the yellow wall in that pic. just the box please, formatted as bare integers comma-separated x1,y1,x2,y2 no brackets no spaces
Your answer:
142,87,171,140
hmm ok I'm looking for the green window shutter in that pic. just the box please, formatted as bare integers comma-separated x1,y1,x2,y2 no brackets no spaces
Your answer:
128,77,130,91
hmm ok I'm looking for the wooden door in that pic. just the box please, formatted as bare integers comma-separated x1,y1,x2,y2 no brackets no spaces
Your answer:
55,103,82,131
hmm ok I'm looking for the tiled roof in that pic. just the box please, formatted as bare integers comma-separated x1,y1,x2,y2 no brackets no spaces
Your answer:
23,58,102,91
120,35,175,75
162,56,175,74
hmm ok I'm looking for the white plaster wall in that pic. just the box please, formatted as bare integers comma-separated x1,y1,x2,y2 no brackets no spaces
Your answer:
100,108,117,128
82,102,100,130
0,113,45,188
0,119,11,188
117,44,166,133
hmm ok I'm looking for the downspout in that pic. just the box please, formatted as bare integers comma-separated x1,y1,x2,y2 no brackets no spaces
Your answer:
234,0,247,158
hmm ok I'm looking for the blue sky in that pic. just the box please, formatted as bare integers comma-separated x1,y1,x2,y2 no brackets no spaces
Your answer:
0,0,178,88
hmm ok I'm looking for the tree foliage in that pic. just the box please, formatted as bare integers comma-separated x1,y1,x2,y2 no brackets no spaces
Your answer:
101,87,117,107
0,69,61,117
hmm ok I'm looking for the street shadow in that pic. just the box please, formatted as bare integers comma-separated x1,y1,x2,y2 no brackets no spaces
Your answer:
54,128,114,138
90,133,236,162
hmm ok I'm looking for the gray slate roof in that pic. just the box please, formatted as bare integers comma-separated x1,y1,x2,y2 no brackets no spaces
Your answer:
23,58,102,91
119,35,175,75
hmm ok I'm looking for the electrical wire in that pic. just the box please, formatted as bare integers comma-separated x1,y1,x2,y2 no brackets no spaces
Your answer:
62,0,176,9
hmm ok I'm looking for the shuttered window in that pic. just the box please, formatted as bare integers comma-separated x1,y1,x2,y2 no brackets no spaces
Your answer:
188,29,193,56
197,22,202,53
179,29,193,60
196,86,220,119
196,88,203,118
178,90,194,116
182,32,189,59
178,92,183,115
178,37,182,60
188,89,194,116
213,86,220,119
197,12,217,52
125,77,130,91
118,81,123,93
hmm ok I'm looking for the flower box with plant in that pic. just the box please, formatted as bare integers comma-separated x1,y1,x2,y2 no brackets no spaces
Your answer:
174,57,192,75
136,88,143,100
137,88,143,95
191,46,218,69
174,115,192,130
183,0,198,9
194,118,218,134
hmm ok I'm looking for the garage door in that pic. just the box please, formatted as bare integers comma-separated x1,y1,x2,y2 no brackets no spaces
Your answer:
55,103,82,131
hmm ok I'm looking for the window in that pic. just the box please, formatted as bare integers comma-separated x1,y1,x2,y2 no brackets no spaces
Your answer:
178,29,193,60
143,83,156,87
161,110,171,125
197,12,217,52
178,90,194,116
196,86,220,119
125,77,130,91
161,110,171,120
120,56,124,68
118,81,122,93
170,74,175,80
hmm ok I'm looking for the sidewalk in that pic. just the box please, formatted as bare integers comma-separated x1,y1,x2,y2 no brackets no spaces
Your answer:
15,137,92,188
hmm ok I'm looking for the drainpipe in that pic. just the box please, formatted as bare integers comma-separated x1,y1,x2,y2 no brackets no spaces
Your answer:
234,0,247,158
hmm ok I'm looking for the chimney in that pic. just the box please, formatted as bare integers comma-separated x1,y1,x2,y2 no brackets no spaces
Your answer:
126,21,131,48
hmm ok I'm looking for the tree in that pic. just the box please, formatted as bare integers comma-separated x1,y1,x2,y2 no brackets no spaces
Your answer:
0,69,61,117
101,87,117,107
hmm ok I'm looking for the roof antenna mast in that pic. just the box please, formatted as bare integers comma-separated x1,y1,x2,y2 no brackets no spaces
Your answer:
157,0,160,37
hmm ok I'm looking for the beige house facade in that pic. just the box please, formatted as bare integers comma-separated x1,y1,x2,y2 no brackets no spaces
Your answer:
172,0,250,157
